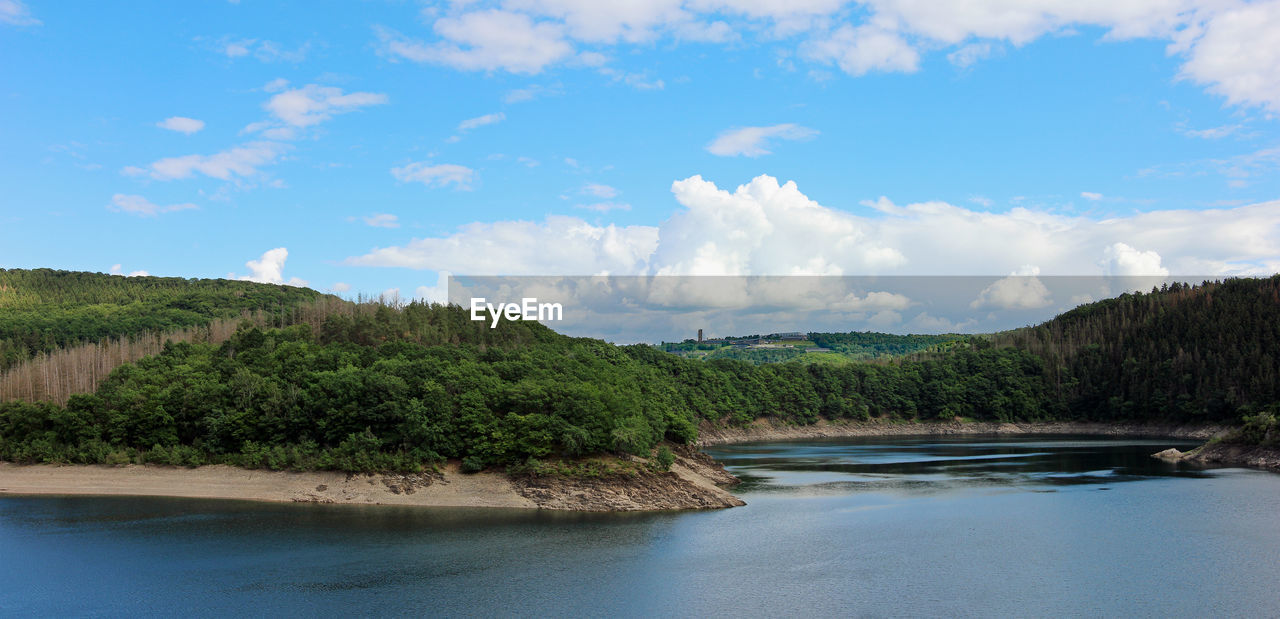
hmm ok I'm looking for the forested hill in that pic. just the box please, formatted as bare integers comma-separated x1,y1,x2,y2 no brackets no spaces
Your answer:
990,276,1280,421
0,273,1276,474
0,269,324,369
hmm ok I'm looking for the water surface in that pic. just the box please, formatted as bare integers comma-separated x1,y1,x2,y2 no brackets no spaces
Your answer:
3,435,1279,616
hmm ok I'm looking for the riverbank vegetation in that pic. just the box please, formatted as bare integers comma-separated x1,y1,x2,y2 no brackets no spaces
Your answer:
0,270,1276,473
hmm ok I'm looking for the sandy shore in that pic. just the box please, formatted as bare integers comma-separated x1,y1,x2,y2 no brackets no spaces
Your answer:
0,449,744,512
697,418,1229,446
0,462,539,508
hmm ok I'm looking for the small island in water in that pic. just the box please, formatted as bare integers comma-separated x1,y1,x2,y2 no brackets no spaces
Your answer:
0,268,1277,510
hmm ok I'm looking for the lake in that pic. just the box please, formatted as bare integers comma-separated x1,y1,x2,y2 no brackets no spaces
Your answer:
3,436,1279,616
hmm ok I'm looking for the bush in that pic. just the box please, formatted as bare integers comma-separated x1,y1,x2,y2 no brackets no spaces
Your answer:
653,445,675,472
461,455,486,473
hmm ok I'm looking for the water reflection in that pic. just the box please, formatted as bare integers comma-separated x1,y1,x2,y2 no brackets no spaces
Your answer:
3,435,1279,617
707,435,1210,495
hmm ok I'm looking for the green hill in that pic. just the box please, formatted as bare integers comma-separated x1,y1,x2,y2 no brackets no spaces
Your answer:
0,268,324,370
991,276,1280,421
0,271,1276,474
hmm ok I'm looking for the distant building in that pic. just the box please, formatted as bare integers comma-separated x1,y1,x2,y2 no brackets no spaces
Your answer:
698,328,703,342
776,332,805,340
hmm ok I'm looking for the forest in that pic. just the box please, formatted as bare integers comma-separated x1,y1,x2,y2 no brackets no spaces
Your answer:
0,268,323,370
0,269,1276,474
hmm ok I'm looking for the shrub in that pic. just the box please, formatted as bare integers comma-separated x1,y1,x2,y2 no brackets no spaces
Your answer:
653,445,675,471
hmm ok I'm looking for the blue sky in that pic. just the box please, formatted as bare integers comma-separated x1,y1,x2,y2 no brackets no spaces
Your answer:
3,0,1279,304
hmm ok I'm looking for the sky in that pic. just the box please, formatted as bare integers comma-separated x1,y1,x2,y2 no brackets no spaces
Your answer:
3,0,1280,310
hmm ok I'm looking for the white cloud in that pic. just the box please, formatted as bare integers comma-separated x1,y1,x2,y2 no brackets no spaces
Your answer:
345,173,1280,278
1081,191,1103,201
347,216,659,275
458,112,506,131
156,117,206,135
376,11,574,74
706,123,818,157
577,202,632,212
391,162,476,189
261,84,388,129
947,42,997,68
1102,242,1170,276
108,194,199,217
216,37,309,63
971,266,1053,310
505,0,692,43
1176,2,1280,114
801,24,920,76
367,1,1280,113
414,271,452,304
504,83,562,103
137,141,290,181
0,0,39,26
363,213,400,228
108,264,150,277
581,182,619,198
598,67,666,90
331,282,352,293
232,247,308,286
1179,123,1244,139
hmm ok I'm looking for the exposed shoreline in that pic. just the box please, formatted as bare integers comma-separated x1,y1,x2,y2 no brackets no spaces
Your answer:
1165,441,1280,471
697,418,1229,445
0,446,743,512
0,420,1259,511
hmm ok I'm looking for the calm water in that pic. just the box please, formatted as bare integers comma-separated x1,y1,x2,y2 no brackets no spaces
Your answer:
4,436,1280,617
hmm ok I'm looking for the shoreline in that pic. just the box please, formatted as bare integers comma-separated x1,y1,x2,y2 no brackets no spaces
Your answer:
0,447,744,512
697,418,1229,446
1,420,1258,511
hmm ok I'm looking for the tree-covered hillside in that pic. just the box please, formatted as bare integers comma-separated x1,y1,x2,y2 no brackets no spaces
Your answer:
0,269,324,369
991,276,1280,421
0,273,1276,474
809,331,962,359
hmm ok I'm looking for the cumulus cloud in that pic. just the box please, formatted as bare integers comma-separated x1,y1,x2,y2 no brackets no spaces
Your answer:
347,216,659,275
1176,2,1280,114
1102,242,1170,277
331,282,352,293
0,0,39,26
970,266,1053,310
345,173,1280,277
232,247,308,286
391,162,476,189
801,24,920,76
706,123,818,157
157,117,205,135
108,194,199,217
1081,191,1103,201
260,84,388,129
375,1,1280,113
376,11,574,74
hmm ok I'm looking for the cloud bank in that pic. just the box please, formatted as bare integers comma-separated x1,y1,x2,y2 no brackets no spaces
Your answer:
347,174,1280,277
